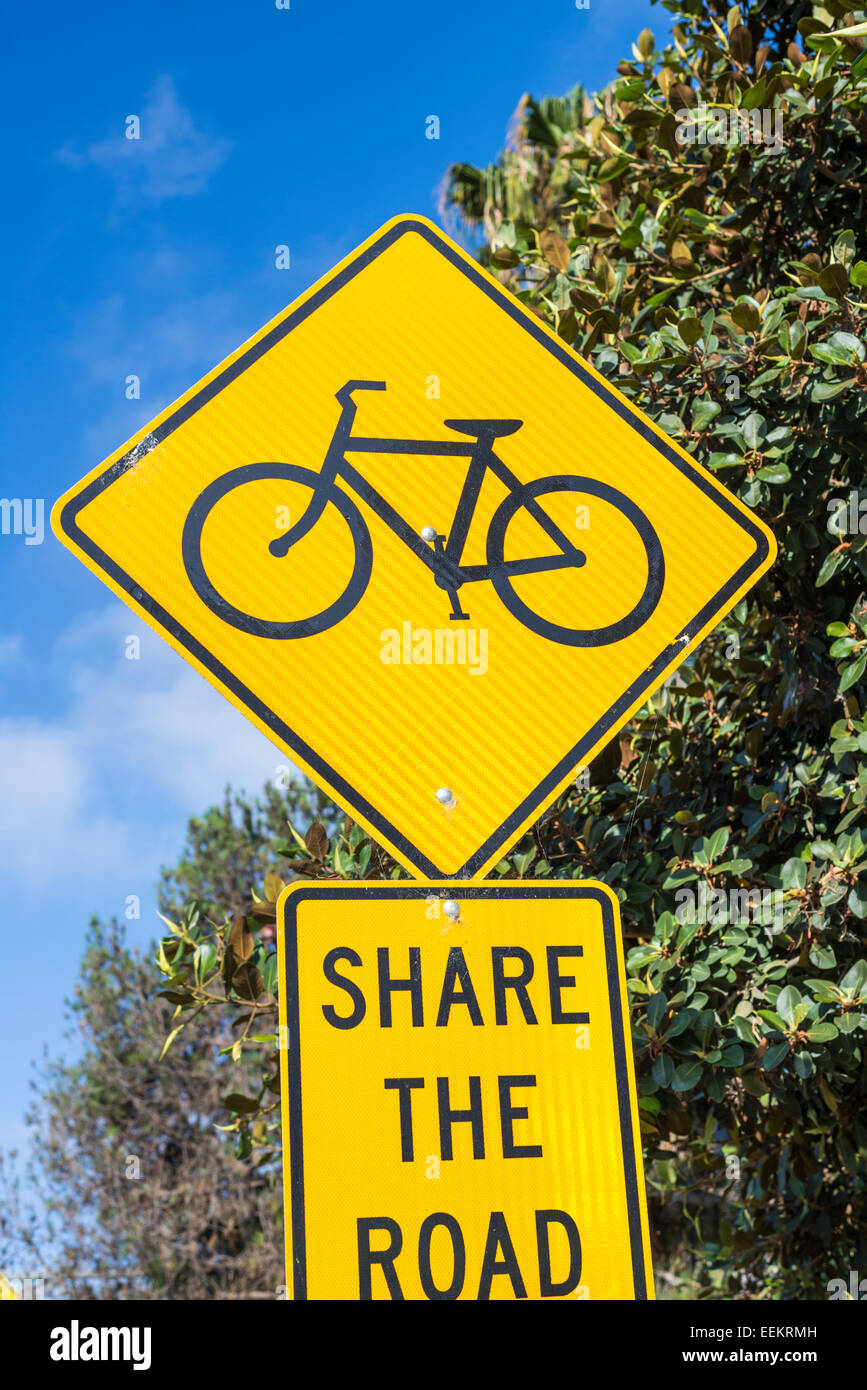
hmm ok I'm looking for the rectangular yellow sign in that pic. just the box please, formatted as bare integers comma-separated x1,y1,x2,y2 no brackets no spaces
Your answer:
277,880,653,1300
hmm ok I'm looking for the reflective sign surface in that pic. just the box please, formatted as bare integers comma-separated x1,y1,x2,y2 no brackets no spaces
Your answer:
53,215,775,878
277,881,653,1300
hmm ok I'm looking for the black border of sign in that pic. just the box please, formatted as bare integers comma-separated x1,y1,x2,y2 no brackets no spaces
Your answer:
281,882,649,1301
58,218,771,880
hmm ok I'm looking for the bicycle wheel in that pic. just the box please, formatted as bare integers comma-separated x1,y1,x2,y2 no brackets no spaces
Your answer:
182,462,372,639
486,474,664,647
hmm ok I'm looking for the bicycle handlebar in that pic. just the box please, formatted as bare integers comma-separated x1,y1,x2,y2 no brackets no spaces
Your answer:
335,379,387,406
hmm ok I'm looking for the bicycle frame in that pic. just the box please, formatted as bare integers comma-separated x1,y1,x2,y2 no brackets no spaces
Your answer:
272,380,585,620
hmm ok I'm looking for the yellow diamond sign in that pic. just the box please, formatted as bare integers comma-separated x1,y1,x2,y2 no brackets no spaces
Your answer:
52,215,775,878
277,880,653,1301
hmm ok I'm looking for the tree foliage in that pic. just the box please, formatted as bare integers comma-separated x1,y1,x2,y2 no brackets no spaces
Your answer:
451,0,867,1298
0,919,283,1300
159,779,336,920
155,0,867,1299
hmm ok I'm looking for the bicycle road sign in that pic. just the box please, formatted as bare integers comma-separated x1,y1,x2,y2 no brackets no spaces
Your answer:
52,214,776,879
276,880,653,1300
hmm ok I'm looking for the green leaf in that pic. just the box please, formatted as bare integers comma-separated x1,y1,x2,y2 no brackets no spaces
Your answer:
833,232,856,271
692,397,721,429
679,317,703,345
812,841,839,861
776,986,802,1028
830,638,856,659
741,78,766,111
652,1053,675,1087
810,343,858,365
666,1008,698,1039
839,653,866,692
827,20,867,40
809,943,836,970
781,858,807,890
263,952,279,996
619,225,643,250
194,942,218,979
159,1026,182,1062
513,849,536,876
827,330,865,361
742,412,766,449
236,1130,252,1160
647,992,668,1030
756,464,791,484
762,1041,790,1069
223,1093,261,1115
806,1021,838,1042
672,1060,703,1092
812,378,855,401
707,826,730,863
840,960,867,997
157,989,194,1006
597,154,632,181
628,944,661,968
816,550,846,586
851,260,867,287
332,844,351,875
616,79,647,101
818,263,850,297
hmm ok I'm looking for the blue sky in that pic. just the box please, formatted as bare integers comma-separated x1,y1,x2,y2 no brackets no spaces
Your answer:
0,0,658,1148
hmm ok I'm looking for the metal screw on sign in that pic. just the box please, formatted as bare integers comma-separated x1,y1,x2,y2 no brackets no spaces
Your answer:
443,899,461,922
436,787,456,808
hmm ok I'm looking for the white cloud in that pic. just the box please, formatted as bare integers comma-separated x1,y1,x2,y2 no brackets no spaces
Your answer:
65,281,256,461
0,635,23,666
56,75,232,202
0,605,288,893
0,718,132,886
69,284,248,389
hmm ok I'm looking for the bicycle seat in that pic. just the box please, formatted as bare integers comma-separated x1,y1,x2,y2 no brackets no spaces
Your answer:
443,418,523,438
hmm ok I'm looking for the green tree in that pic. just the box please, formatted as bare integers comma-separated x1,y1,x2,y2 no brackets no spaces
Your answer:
0,917,283,1300
159,778,337,920
157,0,867,1299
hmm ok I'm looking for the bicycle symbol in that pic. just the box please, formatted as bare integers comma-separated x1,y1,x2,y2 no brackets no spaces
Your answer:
182,380,665,647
